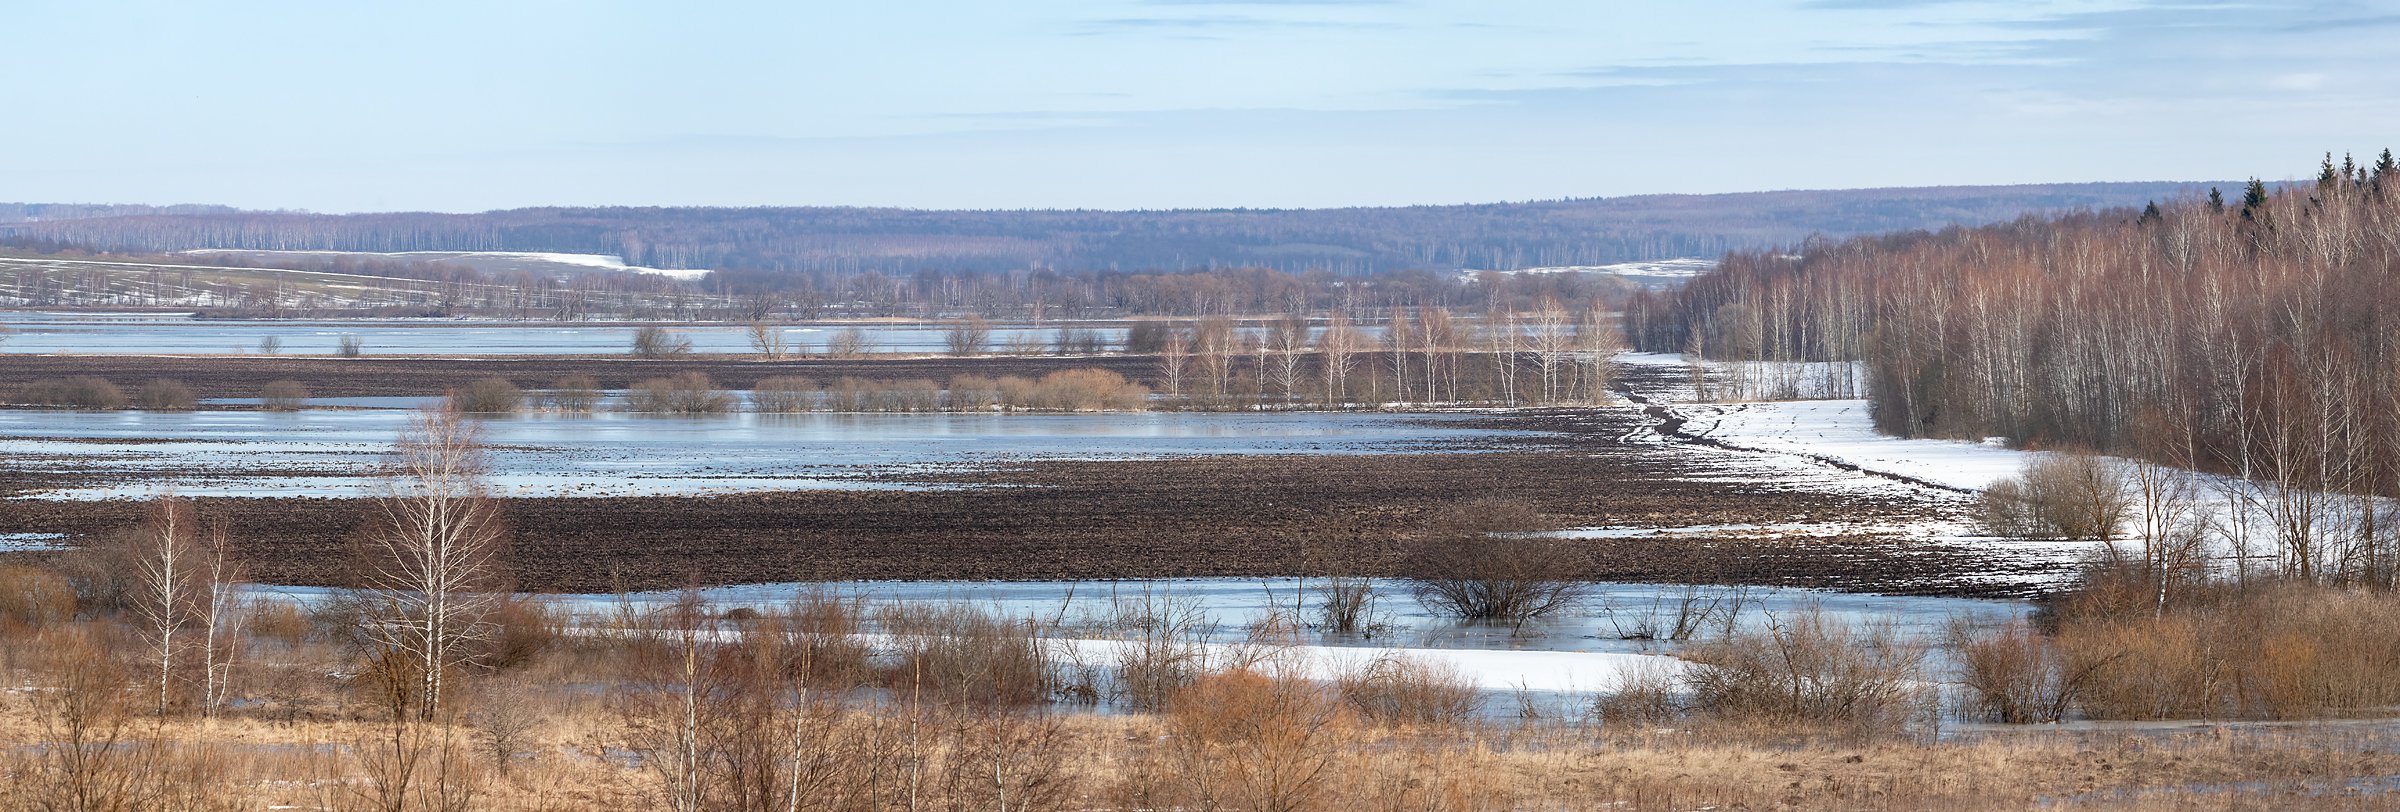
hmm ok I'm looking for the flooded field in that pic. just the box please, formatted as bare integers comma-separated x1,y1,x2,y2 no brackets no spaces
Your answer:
245,576,2030,700
0,311,1127,356
0,408,1522,499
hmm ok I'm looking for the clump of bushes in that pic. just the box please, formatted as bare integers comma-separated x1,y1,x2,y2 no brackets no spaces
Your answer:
998,369,1148,411
874,603,1054,705
134,379,196,411
1975,454,2130,539
947,375,1002,411
749,376,820,413
825,327,874,359
542,375,601,412
448,376,523,414
824,377,941,412
623,372,733,415
629,325,692,358
17,376,128,410
1332,654,1480,728
2046,571,2400,720
259,380,310,411
0,564,76,634
1680,610,1932,737
1407,499,1587,624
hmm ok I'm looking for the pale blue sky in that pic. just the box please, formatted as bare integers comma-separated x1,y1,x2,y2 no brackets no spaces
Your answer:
6,1,2395,212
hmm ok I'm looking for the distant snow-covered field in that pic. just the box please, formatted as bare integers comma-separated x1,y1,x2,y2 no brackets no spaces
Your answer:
180,249,713,280
1463,258,1717,288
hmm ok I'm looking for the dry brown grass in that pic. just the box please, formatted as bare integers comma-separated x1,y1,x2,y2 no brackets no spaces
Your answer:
5,638,2400,810
2050,577,2400,721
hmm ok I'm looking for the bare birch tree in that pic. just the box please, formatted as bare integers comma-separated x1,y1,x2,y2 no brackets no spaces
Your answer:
1526,299,1574,404
1158,323,1191,402
1316,313,1360,408
198,522,247,717
129,495,200,716
358,406,511,721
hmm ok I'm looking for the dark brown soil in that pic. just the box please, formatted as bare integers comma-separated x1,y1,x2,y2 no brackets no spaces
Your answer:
0,404,2051,598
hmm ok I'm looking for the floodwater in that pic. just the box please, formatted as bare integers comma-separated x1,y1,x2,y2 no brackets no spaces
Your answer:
549,577,2030,655
0,311,1127,356
0,409,1519,499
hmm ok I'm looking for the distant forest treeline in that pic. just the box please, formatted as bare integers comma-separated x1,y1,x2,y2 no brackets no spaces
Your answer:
0,182,2213,277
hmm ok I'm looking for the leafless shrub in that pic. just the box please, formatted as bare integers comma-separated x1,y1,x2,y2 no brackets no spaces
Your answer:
1977,454,2130,540
1682,609,1932,738
256,335,282,355
18,376,128,409
1972,478,2044,537
336,334,365,357
1103,589,1220,711
480,597,559,671
260,379,310,411
1164,668,1351,812
1332,653,1481,728
744,320,788,359
1948,618,2089,724
0,563,76,635
947,374,1001,411
630,324,692,358
1592,660,1684,730
1051,326,1106,355
1314,576,1381,636
778,588,874,687
12,629,144,808
333,708,488,812
246,598,309,647
825,326,873,359
1408,500,1588,625
1002,331,1049,356
748,375,819,413
1603,585,1754,642
876,603,1055,705
446,376,523,414
540,374,600,412
135,378,196,411
466,677,541,775
870,378,942,412
2048,571,2400,720
623,372,733,414
1004,368,1148,411
944,315,992,356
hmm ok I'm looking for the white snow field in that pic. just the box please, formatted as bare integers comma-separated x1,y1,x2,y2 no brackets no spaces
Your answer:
1614,352,2378,582
1461,258,1718,288
180,249,713,280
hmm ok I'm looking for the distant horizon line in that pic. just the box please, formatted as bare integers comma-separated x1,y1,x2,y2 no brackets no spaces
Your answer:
5,177,2265,219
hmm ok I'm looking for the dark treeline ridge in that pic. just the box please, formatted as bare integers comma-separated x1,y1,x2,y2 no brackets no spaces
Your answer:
3,247,1634,319
0,202,238,225
1634,152,2400,570
2,182,2206,278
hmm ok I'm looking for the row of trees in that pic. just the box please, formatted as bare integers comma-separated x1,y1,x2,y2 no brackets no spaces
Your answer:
1141,304,1620,408
110,409,507,722
1638,151,2400,586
